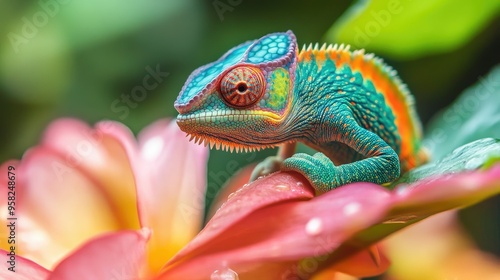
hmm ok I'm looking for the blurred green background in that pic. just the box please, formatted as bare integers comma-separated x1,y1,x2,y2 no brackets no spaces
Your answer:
1,0,499,273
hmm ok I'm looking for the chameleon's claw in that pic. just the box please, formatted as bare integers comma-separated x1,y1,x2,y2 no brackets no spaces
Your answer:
282,152,338,192
249,156,283,182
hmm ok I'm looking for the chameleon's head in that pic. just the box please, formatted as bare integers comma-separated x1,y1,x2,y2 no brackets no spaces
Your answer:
175,31,298,151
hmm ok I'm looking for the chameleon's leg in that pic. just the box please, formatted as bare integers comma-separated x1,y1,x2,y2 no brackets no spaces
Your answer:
282,122,400,192
249,142,297,181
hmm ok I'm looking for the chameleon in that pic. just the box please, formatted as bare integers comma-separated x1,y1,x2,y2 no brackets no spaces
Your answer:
174,30,428,193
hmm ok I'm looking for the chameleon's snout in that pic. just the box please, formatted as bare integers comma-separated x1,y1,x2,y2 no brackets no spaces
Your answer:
173,101,182,114
173,97,186,114
173,99,194,115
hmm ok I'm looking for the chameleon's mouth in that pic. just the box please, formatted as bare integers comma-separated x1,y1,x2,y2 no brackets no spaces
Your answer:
176,109,283,122
176,109,283,153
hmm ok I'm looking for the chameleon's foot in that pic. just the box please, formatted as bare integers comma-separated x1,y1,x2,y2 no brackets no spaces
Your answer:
249,156,283,182
282,152,338,192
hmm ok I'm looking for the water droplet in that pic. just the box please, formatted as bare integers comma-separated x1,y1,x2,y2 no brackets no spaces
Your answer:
211,267,239,280
305,217,323,236
343,202,361,216
139,227,152,240
296,181,304,188
395,184,409,195
227,192,236,199
275,184,290,191
465,156,483,170
210,221,219,229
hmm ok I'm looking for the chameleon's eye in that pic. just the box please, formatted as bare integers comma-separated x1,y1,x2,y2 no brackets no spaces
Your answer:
220,66,265,107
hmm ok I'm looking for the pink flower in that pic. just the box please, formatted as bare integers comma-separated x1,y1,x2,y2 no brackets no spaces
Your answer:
1,118,499,280
156,163,500,279
0,118,208,278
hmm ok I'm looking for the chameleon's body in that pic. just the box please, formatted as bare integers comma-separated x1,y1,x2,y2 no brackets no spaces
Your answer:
175,31,427,192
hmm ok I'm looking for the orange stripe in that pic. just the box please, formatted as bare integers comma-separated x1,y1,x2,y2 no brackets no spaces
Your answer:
298,46,423,170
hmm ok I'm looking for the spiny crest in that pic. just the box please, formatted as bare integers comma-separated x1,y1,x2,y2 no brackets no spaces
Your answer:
300,43,351,53
298,42,414,108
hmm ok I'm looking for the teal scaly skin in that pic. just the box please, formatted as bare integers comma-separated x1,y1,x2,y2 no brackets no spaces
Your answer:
175,31,427,193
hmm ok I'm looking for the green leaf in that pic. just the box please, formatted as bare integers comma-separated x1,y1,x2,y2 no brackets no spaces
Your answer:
482,155,500,170
393,138,500,186
325,0,500,59
424,65,500,160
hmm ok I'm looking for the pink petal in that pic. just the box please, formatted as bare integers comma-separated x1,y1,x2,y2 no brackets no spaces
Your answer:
326,165,500,271
2,148,121,268
318,166,500,269
390,165,500,218
160,164,500,279
1,118,209,273
41,118,141,229
160,173,391,279
0,249,50,280
104,119,209,271
49,228,150,280
207,164,255,219
168,173,314,262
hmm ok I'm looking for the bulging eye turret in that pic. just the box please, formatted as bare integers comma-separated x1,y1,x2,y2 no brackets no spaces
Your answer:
219,66,265,107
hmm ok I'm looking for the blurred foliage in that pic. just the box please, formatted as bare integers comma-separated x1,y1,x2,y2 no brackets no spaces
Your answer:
0,0,499,271
396,64,500,257
326,0,500,59
420,64,500,260
424,65,500,160
394,138,500,186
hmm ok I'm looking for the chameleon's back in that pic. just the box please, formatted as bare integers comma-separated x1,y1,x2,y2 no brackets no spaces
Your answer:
297,44,428,171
